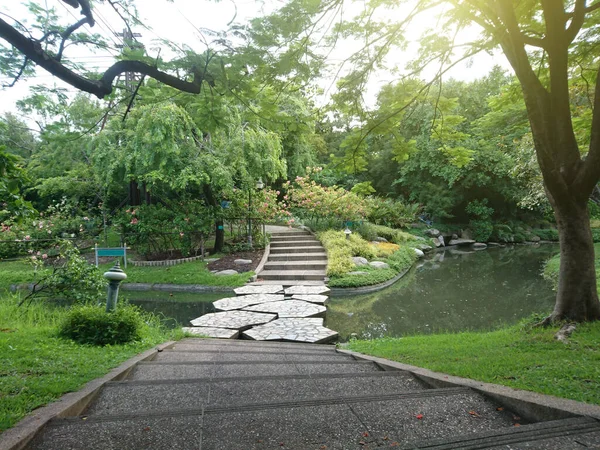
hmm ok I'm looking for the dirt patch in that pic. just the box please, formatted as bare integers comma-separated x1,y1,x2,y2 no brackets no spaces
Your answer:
207,250,264,273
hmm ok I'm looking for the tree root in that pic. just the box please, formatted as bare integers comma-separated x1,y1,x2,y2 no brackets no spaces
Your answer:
534,315,554,328
555,323,577,343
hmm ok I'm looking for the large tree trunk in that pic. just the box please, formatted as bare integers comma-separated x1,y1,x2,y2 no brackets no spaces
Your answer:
552,198,600,322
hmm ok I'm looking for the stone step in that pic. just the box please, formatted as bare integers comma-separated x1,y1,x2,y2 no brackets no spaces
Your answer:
153,349,354,363
84,371,427,417
268,252,328,261
400,416,600,449
172,339,337,353
263,260,328,271
128,360,382,381
29,388,520,450
259,269,326,281
249,279,326,286
270,231,312,237
269,246,325,254
269,239,321,247
270,235,316,242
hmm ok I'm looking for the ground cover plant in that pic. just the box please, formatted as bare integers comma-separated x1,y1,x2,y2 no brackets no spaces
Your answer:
319,229,418,287
346,318,600,406
0,294,183,432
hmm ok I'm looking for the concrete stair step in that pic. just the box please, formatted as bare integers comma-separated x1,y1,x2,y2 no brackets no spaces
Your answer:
270,246,325,254
84,371,427,417
270,235,316,242
153,349,354,363
128,360,382,381
173,339,337,353
30,388,522,450
264,261,327,271
400,416,600,449
268,252,328,261
259,269,326,281
249,279,326,286
270,231,312,237
269,239,321,247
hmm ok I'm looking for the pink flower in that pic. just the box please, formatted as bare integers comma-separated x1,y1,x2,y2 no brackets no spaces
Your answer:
24,235,30,240
83,216,89,221
180,232,185,237
42,254,48,259
31,256,37,261
47,230,52,234
37,251,41,256
130,218,138,225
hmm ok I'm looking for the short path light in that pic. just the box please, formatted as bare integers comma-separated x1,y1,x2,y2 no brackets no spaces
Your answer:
344,227,352,240
104,260,127,312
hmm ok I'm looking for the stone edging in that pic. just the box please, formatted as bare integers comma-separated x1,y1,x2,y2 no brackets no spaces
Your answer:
328,267,411,297
253,243,271,280
121,283,234,293
130,255,205,267
337,348,600,422
0,341,176,450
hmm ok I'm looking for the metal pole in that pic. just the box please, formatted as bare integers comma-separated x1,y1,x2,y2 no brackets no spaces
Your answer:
248,188,253,248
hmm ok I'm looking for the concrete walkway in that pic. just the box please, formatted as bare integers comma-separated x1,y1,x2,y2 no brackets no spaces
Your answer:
254,226,327,285
16,339,600,450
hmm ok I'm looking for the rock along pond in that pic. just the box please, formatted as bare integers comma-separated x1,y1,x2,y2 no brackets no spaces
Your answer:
128,244,559,342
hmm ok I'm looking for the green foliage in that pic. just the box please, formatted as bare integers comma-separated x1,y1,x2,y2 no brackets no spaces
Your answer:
364,197,421,229
318,230,377,276
59,303,150,346
114,202,212,259
356,222,417,244
26,240,106,303
0,146,34,223
385,246,417,272
328,267,397,288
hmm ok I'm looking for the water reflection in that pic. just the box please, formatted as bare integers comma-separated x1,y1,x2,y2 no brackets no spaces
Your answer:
326,244,558,341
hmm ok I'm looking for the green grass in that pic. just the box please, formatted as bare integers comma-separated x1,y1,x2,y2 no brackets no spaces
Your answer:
0,258,252,292
543,243,600,292
0,294,184,433
346,319,600,405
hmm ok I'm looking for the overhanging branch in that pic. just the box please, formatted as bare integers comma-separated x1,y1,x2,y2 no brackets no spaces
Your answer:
0,17,211,98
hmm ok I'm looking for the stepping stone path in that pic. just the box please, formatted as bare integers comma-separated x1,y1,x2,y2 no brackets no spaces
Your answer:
213,294,284,311
188,283,337,343
243,317,337,343
243,300,326,318
190,310,276,330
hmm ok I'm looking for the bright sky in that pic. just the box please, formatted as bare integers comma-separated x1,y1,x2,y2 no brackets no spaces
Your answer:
0,0,511,117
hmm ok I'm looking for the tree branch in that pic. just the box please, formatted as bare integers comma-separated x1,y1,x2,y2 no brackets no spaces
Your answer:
565,0,587,44
0,17,212,98
2,56,29,88
57,17,89,61
576,63,600,197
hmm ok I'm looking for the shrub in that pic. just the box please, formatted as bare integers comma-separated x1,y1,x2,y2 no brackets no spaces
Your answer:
328,267,397,287
365,197,421,229
533,228,559,241
470,219,494,242
357,223,417,244
59,303,148,345
386,246,417,272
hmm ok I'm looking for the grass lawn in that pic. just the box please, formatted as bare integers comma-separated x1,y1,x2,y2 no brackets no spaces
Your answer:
0,294,183,433
346,319,600,405
0,258,252,292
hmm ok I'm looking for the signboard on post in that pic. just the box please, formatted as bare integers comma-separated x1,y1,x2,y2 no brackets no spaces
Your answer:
95,244,128,268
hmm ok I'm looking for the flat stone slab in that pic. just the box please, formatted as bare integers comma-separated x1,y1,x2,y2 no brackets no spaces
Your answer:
190,311,276,330
243,300,326,318
243,318,338,343
181,327,239,339
291,294,329,304
234,285,284,295
212,294,284,311
284,285,331,295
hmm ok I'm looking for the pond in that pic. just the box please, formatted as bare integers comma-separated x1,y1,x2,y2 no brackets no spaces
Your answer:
126,244,559,340
326,244,559,341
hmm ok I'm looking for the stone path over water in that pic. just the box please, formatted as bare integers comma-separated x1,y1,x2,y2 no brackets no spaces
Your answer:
183,284,339,344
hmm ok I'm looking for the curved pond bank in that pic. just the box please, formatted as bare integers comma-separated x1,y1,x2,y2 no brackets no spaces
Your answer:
325,244,559,341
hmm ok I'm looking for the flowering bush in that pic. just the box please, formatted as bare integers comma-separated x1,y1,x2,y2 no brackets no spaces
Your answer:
0,198,100,259
282,167,368,229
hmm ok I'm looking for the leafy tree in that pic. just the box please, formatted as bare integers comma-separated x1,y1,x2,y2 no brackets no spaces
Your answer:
258,0,600,322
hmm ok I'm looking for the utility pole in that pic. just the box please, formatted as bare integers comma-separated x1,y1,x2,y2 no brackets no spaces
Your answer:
115,28,150,205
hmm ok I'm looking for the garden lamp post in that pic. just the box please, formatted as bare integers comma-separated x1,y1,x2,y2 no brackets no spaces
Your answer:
104,260,127,312
248,178,265,248
344,227,352,240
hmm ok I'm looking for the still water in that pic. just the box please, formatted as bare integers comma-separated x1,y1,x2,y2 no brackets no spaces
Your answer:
128,244,558,339
326,244,558,341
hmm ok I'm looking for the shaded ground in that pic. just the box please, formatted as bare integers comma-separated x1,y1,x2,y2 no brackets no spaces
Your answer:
207,250,264,272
